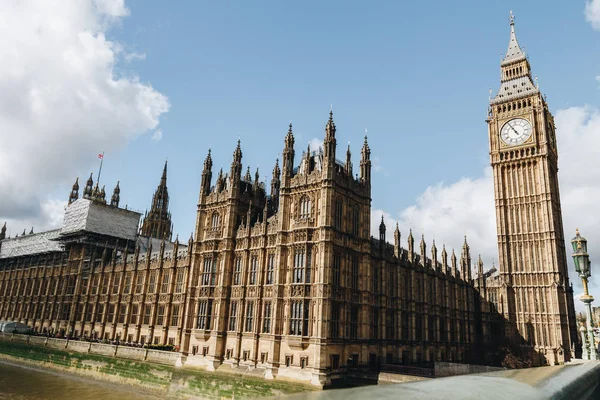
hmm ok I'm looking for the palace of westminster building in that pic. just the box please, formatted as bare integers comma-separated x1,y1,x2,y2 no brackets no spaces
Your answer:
0,15,579,386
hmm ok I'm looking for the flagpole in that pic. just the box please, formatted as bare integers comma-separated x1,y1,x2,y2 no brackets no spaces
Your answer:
97,151,104,184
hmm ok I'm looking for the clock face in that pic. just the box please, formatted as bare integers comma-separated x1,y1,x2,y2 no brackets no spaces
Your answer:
500,118,532,146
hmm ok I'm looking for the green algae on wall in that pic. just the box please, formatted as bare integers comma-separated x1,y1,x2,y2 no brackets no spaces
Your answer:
0,339,314,399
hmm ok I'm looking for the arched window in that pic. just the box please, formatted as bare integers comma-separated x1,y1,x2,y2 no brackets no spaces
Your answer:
211,212,220,229
334,199,343,230
299,196,311,219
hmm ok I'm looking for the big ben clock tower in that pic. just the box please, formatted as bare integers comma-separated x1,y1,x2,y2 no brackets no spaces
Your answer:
488,12,578,365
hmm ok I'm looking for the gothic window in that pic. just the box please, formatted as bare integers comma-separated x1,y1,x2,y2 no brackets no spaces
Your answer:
245,302,254,332
266,254,275,284
233,258,242,286
349,306,359,339
130,305,139,325
175,270,185,293
202,257,217,286
211,212,220,229
228,302,238,331
118,305,127,324
352,207,359,237
428,315,435,341
386,310,394,340
197,300,213,330
332,253,341,287
170,304,180,326
372,264,379,293
85,305,93,322
107,304,115,322
135,273,144,294
249,256,258,285
161,271,171,293
101,275,109,295
290,300,309,336
97,304,105,321
263,302,272,333
124,273,132,294
330,302,340,338
351,255,359,290
334,199,343,230
299,195,311,219
293,250,305,284
371,308,379,339
157,305,165,326
148,271,157,293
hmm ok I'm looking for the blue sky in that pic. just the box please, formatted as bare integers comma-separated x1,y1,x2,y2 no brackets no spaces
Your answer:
3,0,600,301
92,1,600,240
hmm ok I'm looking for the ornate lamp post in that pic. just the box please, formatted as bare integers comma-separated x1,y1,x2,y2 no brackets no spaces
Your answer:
571,228,597,360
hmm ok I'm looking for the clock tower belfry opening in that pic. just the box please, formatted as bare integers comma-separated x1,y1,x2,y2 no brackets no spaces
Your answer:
487,11,578,365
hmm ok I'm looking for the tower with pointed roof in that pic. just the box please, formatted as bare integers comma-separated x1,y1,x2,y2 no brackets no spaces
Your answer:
487,11,577,365
140,161,173,241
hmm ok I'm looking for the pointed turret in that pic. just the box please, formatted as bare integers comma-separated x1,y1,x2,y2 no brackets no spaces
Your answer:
451,249,459,278
140,162,173,241
91,182,100,201
271,158,281,212
431,240,438,271
323,110,337,162
408,228,415,263
0,222,6,240
83,173,94,199
441,245,448,274
230,139,243,187
161,160,168,186
420,234,427,267
461,236,472,280
110,181,120,207
201,149,213,196
254,167,260,188
99,185,106,204
282,123,295,178
360,134,371,184
345,143,352,176
379,215,386,244
68,177,79,205
394,223,401,258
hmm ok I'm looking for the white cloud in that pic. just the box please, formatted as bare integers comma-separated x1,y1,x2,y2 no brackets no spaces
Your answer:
0,1,169,228
151,129,163,141
585,0,600,30
308,138,323,152
124,51,146,63
373,105,600,307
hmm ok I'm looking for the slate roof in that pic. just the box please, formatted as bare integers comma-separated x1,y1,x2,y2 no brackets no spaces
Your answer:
0,230,62,259
60,198,141,241
501,22,526,66
491,75,539,105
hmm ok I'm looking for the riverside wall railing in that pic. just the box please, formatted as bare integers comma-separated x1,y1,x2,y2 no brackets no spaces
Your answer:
281,360,600,400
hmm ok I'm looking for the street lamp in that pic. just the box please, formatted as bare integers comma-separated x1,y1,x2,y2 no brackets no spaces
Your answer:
571,228,597,360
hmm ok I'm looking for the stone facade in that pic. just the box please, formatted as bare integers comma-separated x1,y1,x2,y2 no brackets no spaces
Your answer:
0,14,577,386
484,13,578,365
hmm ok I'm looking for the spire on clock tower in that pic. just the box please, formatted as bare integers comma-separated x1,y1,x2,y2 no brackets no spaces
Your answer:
502,11,526,66
492,11,538,105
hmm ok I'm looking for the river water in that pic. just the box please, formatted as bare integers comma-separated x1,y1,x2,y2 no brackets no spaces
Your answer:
0,361,162,400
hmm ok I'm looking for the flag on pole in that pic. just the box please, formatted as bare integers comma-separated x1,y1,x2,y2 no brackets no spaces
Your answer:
98,153,104,159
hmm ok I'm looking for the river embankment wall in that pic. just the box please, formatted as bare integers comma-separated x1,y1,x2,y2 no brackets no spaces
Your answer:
0,333,314,399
